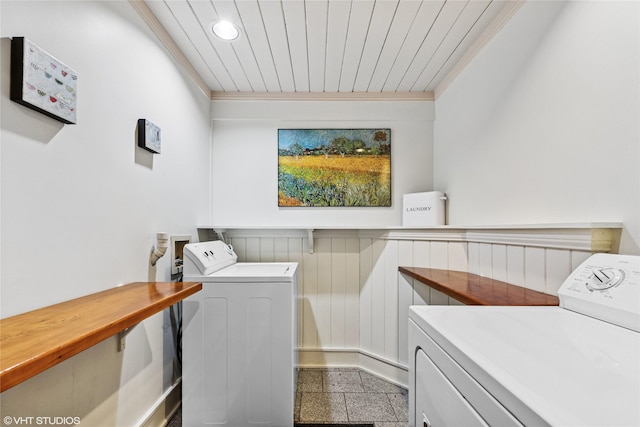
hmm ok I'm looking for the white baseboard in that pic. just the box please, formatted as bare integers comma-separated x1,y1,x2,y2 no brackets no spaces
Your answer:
358,350,408,389
137,379,182,427
297,348,408,389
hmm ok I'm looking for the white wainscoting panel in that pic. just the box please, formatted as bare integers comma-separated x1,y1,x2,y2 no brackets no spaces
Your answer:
506,245,526,287
397,240,414,367
359,238,373,356
369,238,386,358
345,238,361,350
213,224,620,386
383,239,399,362
301,240,318,349
525,246,547,293
492,244,508,282
546,249,572,296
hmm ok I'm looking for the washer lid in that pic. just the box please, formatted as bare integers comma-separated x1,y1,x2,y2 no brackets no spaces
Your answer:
409,305,640,427
185,262,298,283
206,262,298,282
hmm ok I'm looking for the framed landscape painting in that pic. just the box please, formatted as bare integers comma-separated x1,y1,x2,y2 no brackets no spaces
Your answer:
278,129,391,207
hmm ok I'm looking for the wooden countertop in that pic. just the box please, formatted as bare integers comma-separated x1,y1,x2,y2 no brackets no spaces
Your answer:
0,281,202,392
399,267,559,306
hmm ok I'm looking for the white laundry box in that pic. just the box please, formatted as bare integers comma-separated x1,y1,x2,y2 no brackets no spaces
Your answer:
403,191,446,226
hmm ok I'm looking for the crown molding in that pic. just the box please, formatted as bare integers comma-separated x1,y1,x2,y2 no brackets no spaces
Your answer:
129,0,212,99
434,0,526,99
210,91,434,102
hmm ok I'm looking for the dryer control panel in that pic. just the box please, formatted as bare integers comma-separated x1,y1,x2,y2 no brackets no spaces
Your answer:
558,253,639,332
183,241,238,276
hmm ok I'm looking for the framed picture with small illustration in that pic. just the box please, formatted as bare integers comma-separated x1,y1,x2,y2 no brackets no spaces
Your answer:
137,119,161,154
10,37,78,124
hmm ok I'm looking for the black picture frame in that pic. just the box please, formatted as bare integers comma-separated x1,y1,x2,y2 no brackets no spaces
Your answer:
10,37,77,124
137,119,161,154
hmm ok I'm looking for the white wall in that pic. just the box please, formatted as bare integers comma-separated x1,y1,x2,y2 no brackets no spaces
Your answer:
209,99,434,227
434,1,640,254
1,1,210,425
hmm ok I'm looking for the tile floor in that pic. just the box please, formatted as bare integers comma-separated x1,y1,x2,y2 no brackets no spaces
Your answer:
295,368,408,426
167,368,408,426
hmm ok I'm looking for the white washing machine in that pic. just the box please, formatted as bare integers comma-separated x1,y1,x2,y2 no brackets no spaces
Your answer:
182,240,298,427
408,253,640,427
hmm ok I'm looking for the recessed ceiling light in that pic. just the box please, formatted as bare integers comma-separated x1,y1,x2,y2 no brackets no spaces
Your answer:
211,20,240,41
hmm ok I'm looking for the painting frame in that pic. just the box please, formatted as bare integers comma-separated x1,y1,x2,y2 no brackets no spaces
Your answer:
278,128,391,207
10,37,78,124
137,119,161,154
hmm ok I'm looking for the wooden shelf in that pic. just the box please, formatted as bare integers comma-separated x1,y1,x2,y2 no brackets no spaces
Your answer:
399,267,559,306
0,282,202,392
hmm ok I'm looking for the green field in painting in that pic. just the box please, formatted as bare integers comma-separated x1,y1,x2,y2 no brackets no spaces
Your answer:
278,155,391,207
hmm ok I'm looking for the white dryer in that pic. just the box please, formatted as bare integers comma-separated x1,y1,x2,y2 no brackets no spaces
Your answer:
409,253,640,427
182,240,298,427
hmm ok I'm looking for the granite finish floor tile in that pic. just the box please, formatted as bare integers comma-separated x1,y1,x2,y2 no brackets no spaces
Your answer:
168,368,408,426
387,393,409,422
323,370,365,392
360,371,407,394
298,392,349,423
298,369,324,392
296,368,409,427
344,392,397,422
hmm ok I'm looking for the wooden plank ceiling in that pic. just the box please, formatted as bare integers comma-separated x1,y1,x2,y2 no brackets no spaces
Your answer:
141,0,519,97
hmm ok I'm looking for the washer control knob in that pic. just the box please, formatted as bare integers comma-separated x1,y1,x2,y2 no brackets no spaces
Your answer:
587,268,625,291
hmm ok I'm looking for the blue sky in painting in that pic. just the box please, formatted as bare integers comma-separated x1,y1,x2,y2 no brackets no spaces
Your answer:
278,129,390,150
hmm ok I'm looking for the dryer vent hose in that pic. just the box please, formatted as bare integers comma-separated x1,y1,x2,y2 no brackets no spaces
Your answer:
150,232,169,266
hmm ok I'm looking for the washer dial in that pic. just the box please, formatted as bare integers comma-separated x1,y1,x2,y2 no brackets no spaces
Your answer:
587,268,625,291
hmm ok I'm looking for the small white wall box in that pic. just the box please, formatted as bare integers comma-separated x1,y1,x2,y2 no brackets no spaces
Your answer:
170,235,191,276
402,191,447,226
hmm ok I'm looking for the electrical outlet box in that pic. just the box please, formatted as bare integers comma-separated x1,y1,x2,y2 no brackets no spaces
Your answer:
171,235,191,276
